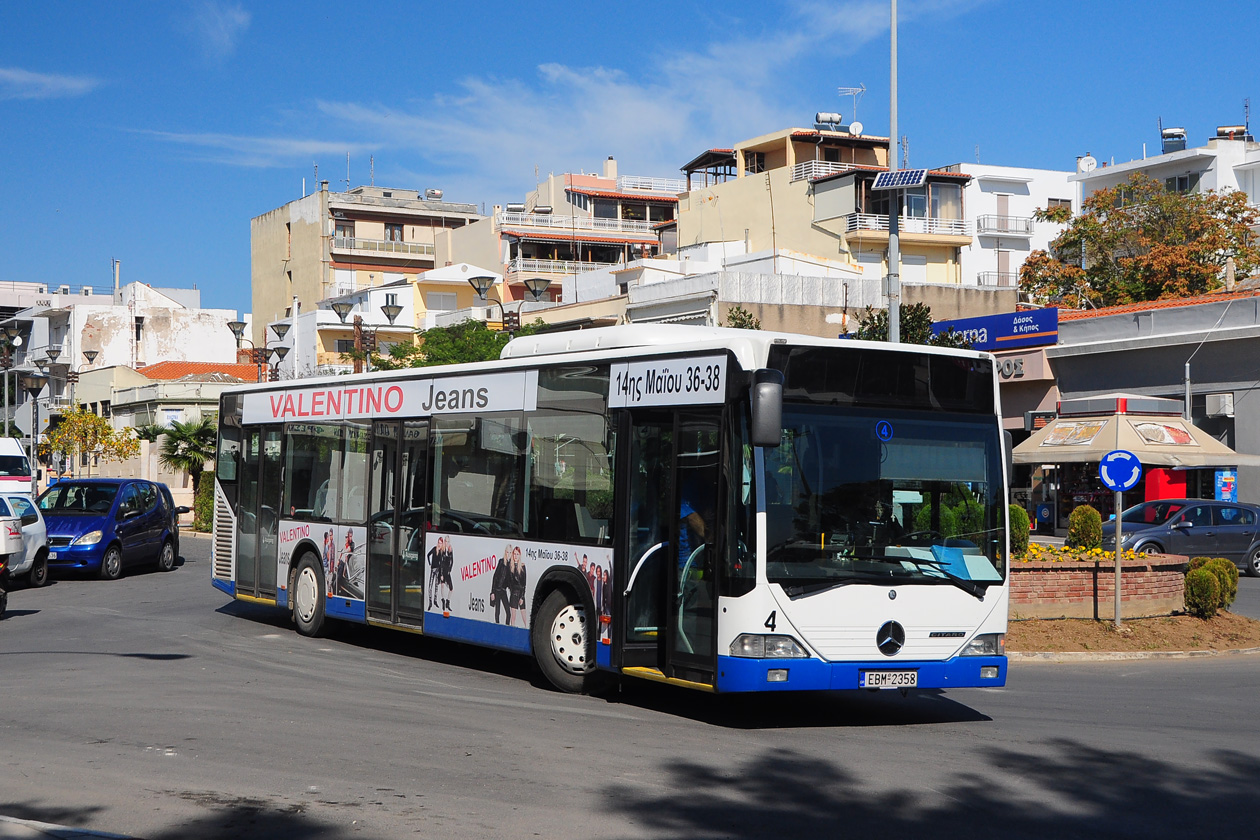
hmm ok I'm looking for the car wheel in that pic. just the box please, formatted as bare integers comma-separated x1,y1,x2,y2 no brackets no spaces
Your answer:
99,545,123,581
1136,543,1161,556
1247,547,1260,579
155,540,176,572
27,550,49,587
532,589,600,694
292,553,325,637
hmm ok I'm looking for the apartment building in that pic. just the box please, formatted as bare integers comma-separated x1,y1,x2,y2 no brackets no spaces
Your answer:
436,157,680,303
251,182,482,347
940,163,1076,288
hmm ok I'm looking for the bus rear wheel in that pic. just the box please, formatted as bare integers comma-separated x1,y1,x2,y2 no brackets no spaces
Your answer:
292,554,326,637
533,589,598,694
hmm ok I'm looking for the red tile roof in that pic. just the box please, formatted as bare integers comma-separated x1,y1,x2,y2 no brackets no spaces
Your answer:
1057,289,1260,321
138,361,258,381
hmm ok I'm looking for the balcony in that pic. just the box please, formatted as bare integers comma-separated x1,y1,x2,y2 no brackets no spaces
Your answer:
844,213,971,238
976,215,1034,236
495,212,654,236
790,161,860,183
615,175,688,194
978,271,1019,287
506,258,616,280
331,236,435,258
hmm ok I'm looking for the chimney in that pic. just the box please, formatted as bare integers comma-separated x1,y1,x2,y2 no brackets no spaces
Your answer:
321,180,329,192
1226,256,1236,292
603,156,618,180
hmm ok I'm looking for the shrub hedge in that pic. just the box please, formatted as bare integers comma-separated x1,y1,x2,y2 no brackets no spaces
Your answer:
1009,505,1030,557
1184,568,1221,618
1066,505,1102,549
193,469,215,532
1204,557,1239,609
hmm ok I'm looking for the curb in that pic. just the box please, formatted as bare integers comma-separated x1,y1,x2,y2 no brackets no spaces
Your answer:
1009,645,1260,662
0,815,134,839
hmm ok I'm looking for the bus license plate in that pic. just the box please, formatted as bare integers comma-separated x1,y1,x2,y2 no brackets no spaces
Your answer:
861,670,917,689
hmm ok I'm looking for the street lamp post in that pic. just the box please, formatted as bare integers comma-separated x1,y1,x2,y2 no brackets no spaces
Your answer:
228,320,283,383
20,371,47,496
1,325,23,440
467,274,546,338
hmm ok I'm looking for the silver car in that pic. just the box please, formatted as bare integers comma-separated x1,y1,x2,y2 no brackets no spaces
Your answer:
1,494,49,587
1101,498,1260,577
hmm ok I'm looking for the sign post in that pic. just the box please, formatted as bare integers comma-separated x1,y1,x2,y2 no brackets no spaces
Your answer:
1099,450,1142,628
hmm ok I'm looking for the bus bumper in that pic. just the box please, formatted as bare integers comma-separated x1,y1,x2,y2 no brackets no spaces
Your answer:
715,654,1007,693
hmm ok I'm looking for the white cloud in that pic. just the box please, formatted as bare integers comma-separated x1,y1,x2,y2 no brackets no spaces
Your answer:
0,66,101,100
136,129,377,168
184,1,251,60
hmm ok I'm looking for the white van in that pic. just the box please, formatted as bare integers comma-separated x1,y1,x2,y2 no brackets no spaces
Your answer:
0,439,32,497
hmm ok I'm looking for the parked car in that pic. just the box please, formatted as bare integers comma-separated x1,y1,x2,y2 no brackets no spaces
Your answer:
0,499,27,613
0,493,49,587
1101,498,1260,577
0,438,33,497
37,479,189,580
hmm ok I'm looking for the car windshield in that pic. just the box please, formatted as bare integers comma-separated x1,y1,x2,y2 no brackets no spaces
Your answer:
1120,501,1187,526
37,483,120,514
0,455,30,477
763,407,1005,595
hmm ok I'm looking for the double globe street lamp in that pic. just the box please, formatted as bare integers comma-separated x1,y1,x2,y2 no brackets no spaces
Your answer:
227,321,290,382
331,301,405,374
466,275,551,338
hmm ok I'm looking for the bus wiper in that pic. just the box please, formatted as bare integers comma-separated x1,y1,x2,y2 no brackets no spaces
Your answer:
911,558,989,599
781,567,912,597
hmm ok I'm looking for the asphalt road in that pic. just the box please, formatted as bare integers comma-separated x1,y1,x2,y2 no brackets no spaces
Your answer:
1,535,1257,839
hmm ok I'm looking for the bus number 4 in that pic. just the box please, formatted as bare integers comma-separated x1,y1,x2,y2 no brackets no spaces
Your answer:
764,611,777,632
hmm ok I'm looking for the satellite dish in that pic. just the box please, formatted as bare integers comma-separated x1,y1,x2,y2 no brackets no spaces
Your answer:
848,121,864,136
1079,154,1097,173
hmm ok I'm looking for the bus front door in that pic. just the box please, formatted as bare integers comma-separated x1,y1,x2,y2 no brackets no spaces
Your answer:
367,420,429,625
621,410,721,686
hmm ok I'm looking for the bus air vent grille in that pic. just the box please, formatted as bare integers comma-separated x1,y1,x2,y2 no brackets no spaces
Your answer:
213,483,236,580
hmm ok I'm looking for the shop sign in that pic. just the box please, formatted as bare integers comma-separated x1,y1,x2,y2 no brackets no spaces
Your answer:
1216,470,1238,502
932,308,1059,352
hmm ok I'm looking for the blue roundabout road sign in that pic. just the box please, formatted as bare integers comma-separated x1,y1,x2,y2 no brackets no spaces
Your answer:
1099,449,1142,492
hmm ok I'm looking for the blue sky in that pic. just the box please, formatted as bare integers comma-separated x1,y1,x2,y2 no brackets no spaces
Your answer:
2,1,1255,315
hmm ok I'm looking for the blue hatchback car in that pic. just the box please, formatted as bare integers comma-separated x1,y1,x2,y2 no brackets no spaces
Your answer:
38,479,188,579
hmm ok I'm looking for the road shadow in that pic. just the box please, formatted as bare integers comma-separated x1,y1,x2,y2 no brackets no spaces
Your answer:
0,608,40,619
0,798,364,840
599,737,1260,839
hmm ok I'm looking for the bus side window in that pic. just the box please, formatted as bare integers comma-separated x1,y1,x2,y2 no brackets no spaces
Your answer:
723,416,756,597
431,413,525,536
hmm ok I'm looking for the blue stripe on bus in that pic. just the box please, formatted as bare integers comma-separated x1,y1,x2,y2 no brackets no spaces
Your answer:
595,642,612,670
325,597,366,622
212,578,234,597
423,612,532,655
276,589,288,610
715,655,1007,693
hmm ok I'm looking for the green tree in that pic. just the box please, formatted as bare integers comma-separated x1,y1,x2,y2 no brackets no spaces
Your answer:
40,407,140,467
852,303,970,347
1020,173,1260,308
722,305,762,330
134,424,166,442
158,415,218,495
364,318,547,369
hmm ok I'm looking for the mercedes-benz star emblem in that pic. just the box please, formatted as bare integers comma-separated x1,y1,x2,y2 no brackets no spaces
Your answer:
877,621,906,656
888,590,897,600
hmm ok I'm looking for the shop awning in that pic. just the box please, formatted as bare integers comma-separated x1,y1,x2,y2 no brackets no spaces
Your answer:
1012,413,1260,467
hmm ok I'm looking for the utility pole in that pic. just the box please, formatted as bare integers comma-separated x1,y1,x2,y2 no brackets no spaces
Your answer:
887,0,901,343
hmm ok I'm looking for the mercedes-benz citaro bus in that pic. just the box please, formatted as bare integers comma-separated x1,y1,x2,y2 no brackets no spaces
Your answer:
212,325,1008,695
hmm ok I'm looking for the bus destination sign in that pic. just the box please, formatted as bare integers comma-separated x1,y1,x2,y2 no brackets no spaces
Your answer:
609,355,727,408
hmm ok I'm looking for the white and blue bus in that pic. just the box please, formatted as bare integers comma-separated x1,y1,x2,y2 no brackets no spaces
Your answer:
212,325,1008,694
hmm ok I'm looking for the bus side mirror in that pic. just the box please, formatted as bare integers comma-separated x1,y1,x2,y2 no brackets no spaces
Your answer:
750,369,783,448
1003,430,1014,484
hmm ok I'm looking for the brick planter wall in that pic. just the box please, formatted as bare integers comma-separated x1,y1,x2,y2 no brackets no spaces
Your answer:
1010,555,1187,620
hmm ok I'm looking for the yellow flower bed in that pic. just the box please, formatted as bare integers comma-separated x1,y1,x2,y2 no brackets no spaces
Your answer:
1014,543,1139,563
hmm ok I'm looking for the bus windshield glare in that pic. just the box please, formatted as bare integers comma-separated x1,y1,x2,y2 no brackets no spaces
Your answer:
762,406,1005,595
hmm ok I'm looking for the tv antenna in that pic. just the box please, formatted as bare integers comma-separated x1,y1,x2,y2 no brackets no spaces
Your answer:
837,84,866,124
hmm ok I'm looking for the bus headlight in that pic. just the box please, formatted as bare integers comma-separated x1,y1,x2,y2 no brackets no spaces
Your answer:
72,530,104,547
961,633,1005,656
730,634,810,658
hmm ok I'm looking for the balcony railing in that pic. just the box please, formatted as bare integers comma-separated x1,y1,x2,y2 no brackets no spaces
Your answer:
844,213,971,237
507,258,615,277
495,212,654,235
615,175,687,194
976,215,1034,236
790,160,860,182
331,236,435,257
978,271,1019,287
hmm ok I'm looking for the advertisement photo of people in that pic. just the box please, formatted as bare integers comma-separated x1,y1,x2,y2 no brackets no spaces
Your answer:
425,534,613,639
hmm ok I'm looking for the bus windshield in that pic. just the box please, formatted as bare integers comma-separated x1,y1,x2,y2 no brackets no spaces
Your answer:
762,407,1005,595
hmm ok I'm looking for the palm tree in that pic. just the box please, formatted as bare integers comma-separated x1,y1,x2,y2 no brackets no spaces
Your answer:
158,416,217,496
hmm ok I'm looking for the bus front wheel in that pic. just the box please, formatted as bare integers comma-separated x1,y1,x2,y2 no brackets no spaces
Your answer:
292,554,326,637
533,589,597,694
